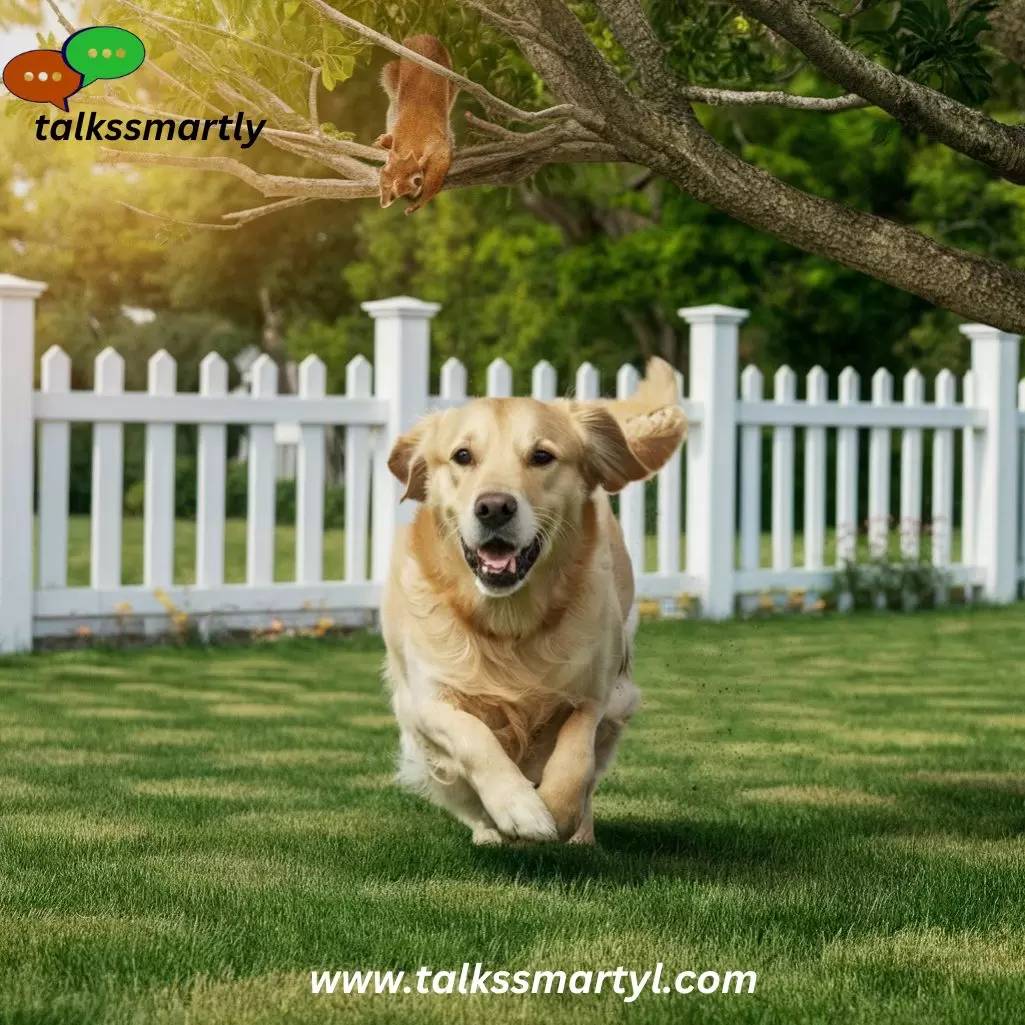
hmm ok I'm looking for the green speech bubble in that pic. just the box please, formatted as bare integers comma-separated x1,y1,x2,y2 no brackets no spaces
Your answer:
62,26,145,89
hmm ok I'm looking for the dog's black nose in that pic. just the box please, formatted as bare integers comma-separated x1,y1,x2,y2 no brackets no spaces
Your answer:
474,492,518,529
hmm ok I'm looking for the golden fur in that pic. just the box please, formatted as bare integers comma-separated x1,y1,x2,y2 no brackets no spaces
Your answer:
381,358,686,844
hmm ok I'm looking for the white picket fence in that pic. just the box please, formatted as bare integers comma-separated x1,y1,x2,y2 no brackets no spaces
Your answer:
0,274,1021,651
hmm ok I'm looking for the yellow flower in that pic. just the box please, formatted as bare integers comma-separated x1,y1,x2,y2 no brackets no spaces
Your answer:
733,15,751,34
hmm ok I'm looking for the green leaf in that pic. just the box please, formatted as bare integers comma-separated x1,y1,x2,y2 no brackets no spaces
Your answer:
283,1,299,17
321,64,335,91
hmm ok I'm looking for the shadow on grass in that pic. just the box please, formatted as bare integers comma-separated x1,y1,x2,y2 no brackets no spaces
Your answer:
458,785,1025,889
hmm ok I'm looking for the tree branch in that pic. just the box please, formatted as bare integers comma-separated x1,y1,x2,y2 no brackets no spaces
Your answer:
83,90,383,174
299,0,579,124
732,0,1025,183
99,150,372,200
594,0,689,116
597,0,865,112
98,132,619,211
117,196,315,231
487,0,1025,333
115,200,243,231
680,85,868,111
308,69,320,131
460,0,555,47
44,0,76,34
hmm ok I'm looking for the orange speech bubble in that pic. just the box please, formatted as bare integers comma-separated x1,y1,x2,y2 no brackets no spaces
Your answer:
2,50,83,111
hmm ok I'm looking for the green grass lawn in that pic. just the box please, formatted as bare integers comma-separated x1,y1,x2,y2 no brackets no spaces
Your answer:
55,516,962,587
1,608,1023,1023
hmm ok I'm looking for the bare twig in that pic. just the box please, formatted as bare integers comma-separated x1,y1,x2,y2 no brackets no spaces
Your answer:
465,111,531,140
265,128,385,163
680,86,869,111
99,149,373,200
223,197,315,224
44,0,75,34
115,196,314,232
85,90,385,164
266,134,376,181
309,69,320,132
459,0,555,48
115,200,241,231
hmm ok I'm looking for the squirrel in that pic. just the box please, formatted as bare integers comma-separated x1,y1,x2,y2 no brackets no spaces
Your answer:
374,35,458,214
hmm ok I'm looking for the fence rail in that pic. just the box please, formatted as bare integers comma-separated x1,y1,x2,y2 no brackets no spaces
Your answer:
0,273,1021,651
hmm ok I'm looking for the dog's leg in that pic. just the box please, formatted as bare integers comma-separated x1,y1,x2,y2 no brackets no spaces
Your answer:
568,788,596,845
537,700,602,841
422,776,504,846
594,676,640,779
569,676,640,845
397,693,558,843
397,730,504,844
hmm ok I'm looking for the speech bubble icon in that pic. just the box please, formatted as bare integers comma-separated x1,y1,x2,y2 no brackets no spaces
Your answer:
62,26,145,89
2,50,83,111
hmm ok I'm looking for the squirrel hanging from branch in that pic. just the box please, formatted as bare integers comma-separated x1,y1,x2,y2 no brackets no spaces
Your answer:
374,35,458,214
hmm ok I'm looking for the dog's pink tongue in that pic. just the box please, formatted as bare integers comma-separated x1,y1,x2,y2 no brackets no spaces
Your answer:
478,549,516,573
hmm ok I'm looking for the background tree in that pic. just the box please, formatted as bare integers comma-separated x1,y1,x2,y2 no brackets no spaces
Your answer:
64,0,1025,334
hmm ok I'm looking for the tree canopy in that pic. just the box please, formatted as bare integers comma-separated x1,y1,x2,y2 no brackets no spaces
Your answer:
1,1,1023,395
44,0,1023,336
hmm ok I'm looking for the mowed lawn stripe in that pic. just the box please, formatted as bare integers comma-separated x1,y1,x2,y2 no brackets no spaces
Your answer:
0,607,1023,1023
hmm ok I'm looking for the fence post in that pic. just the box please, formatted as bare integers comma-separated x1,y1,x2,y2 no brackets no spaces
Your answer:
961,322,1020,603
678,303,748,619
362,296,438,583
0,274,46,653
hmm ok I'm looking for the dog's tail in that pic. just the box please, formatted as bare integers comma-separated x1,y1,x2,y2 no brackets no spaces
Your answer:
605,357,686,476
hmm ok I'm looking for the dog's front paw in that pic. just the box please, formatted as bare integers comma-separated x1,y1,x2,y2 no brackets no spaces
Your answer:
484,782,558,844
472,823,504,846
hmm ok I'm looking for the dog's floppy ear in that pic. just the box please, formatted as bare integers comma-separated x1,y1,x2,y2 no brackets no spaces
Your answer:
622,405,687,476
570,405,651,494
387,413,438,502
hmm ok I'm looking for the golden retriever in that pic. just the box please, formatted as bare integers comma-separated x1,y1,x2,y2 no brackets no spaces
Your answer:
381,358,686,844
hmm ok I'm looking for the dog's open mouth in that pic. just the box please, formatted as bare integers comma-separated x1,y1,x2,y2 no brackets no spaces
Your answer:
461,536,543,590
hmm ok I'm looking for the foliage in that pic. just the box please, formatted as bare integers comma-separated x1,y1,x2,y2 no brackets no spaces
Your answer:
652,0,800,88
860,0,998,103
834,553,954,611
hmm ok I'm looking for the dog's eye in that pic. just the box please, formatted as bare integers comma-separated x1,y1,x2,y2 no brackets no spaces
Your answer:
530,449,555,467
451,448,472,466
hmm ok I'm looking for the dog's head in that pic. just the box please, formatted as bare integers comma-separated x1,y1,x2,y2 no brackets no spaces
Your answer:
387,395,684,598
379,151,425,208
